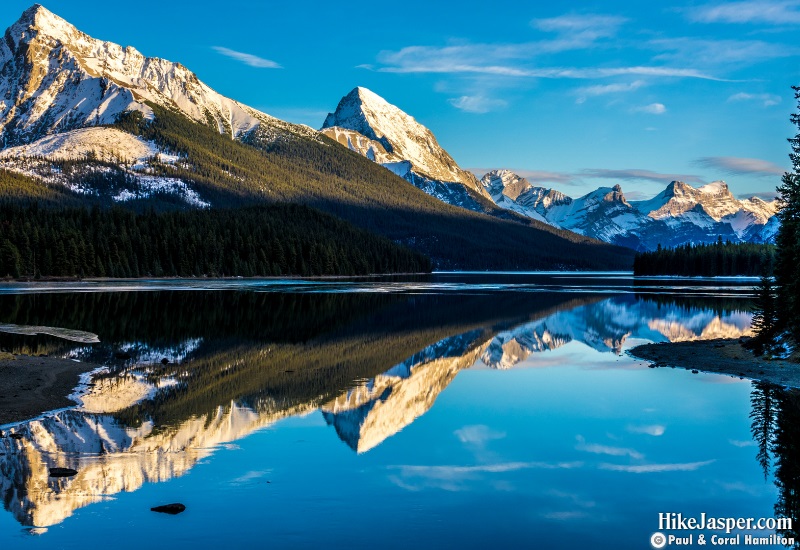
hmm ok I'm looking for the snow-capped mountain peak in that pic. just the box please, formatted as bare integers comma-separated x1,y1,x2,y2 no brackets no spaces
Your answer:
634,179,743,222
479,169,572,222
0,4,312,147
8,4,74,46
481,169,532,200
321,87,488,199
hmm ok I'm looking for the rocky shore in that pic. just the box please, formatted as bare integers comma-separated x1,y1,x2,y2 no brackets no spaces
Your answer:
0,353,98,425
629,338,800,389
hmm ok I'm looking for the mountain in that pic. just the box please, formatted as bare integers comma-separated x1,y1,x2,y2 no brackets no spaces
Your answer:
321,87,494,211
0,4,312,147
481,170,779,251
481,169,571,223
0,5,635,271
630,180,779,245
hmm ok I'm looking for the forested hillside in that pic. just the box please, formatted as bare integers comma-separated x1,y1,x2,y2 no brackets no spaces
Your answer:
104,106,632,271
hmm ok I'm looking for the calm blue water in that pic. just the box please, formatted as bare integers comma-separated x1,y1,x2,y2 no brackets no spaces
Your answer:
0,274,795,549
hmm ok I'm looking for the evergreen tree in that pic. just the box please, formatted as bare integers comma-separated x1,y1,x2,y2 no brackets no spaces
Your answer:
774,86,800,340
751,257,778,353
750,382,777,480
0,239,21,278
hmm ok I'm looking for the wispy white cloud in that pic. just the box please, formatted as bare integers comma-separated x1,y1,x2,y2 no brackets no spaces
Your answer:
686,1,800,25
212,46,282,68
229,470,271,485
627,424,666,436
575,80,646,103
728,92,782,106
514,169,579,185
531,13,628,50
576,435,644,459
633,103,667,114
388,461,583,491
372,48,721,81
599,460,716,473
392,461,583,476
650,37,798,67
582,168,704,185
697,156,786,176
454,425,506,446
448,95,508,113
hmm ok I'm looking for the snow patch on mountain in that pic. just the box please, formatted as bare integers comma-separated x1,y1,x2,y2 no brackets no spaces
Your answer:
112,176,209,207
0,154,208,208
0,127,157,162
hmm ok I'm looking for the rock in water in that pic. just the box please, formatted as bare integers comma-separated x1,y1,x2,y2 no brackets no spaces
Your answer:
49,467,78,477
151,503,186,515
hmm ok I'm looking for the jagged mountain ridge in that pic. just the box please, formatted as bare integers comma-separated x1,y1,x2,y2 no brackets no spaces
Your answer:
321,87,494,212
480,169,779,251
0,4,314,147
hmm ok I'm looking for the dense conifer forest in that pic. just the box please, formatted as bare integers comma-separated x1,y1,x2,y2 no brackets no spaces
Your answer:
632,240,776,276
0,202,431,278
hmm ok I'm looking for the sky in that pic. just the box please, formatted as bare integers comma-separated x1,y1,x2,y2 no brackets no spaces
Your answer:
2,0,799,200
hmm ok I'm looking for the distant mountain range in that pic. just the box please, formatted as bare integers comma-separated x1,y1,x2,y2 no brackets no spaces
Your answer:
320,89,779,252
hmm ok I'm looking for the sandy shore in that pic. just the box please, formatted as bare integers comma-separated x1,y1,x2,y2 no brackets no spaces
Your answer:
629,338,800,389
0,354,99,425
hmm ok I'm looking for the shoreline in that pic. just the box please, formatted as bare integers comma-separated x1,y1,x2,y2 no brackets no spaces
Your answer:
0,354,99,426
629,338,800,389
0,272,435,284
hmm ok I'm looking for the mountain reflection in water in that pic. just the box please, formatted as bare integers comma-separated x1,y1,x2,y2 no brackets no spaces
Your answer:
0,287,758,531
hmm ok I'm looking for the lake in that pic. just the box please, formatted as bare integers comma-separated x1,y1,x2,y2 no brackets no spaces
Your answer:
0,273,796,549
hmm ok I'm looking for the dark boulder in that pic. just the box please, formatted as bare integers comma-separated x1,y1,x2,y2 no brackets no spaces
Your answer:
151,503,186,515
49,467,78,477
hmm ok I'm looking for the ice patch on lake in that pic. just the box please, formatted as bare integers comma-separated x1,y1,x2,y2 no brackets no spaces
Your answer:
0,323,99,343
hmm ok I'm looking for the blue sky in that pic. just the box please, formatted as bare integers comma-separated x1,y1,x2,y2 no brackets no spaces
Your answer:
4,0,799,199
